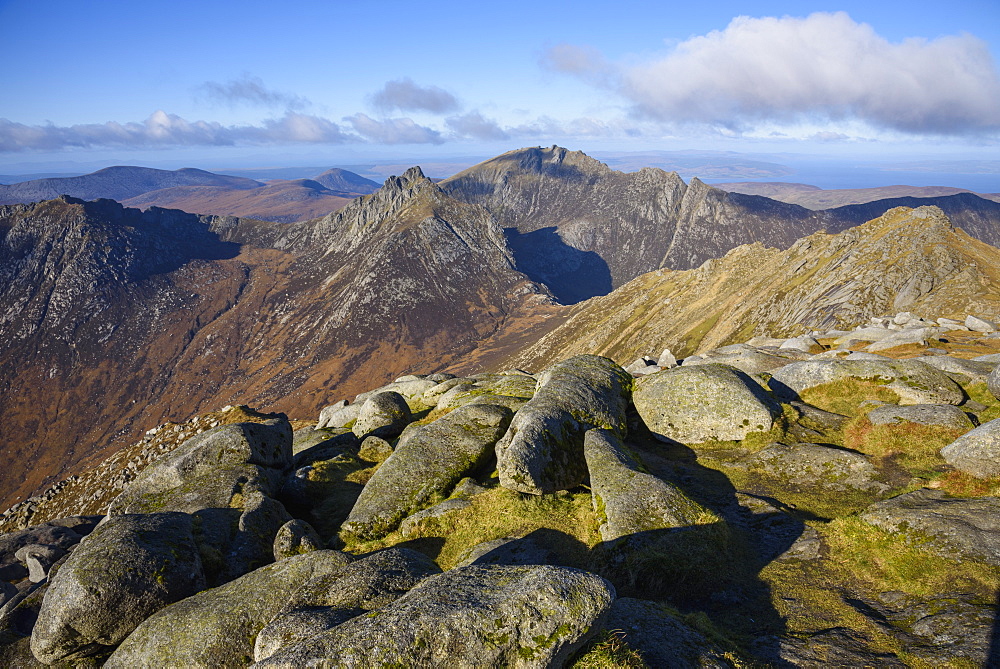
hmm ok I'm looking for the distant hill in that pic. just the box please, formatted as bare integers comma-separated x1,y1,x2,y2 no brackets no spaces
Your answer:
715,181,1000,209
310,168,380,194
122,178,362,224
440,146,827,303
0,166,261,204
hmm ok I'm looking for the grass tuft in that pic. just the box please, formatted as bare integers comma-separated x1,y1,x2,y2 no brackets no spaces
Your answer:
570,630,648,668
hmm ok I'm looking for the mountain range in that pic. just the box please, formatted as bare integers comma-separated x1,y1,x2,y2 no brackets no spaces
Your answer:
715,181,1000,209
2,145,1000,513
0,166,380,223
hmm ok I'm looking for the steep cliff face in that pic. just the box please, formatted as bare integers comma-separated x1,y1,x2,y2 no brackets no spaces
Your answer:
504,206,1000,370
441,146,826,302
0,173,545,510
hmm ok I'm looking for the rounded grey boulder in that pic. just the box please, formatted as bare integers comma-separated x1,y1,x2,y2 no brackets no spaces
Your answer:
633,363,780,444
273,519,324,560
30,513,206,664
351,391,412,439
940,418,1000,478
988,364,1000,402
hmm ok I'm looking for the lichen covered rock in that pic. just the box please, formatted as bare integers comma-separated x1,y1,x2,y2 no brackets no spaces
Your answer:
351,391,412,439
104,549,357,668
30,513,205,664
496,355,632,494
254,564,615,668
273,519,323,560
940,418,1000,478
341,403,512,541
583,429,709,542
867,404,974,430
632,363,780,443
747,442,888,492
860,489,1000,565
769,359,963,405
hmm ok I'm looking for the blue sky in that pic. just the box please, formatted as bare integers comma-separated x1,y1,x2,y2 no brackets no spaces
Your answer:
1,0,998,178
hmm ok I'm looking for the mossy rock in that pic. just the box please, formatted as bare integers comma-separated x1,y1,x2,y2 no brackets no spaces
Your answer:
341,403,513,542
253,564,614,668
496,355,632,495
31,513,206,664
584,429,711,542
633,363,780,444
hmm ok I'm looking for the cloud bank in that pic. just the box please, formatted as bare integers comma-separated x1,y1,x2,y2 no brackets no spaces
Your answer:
547,12,1000,135
370,78,460,114
0,111,354,152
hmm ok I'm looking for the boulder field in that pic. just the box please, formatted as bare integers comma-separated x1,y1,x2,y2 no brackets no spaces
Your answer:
2,314,1000,666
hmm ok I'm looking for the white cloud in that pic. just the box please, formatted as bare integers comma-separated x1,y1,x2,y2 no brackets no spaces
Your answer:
546,12,1000,136
809,131,851,142
198,74,308,110
0,111,354,152
445,111,509,140
369,78,460,114
346,113,443,144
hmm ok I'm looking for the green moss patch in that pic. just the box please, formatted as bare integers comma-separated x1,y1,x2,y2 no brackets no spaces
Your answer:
799,379,900,417
343,486,602,571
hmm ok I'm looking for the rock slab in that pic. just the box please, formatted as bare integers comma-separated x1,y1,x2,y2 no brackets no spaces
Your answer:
254,564,615,668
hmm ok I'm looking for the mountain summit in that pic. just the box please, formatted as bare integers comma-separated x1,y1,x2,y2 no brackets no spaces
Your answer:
441,146,827,302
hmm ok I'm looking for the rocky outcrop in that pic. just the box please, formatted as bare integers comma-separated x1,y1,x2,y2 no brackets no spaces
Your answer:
860,490,1000,566
340,403,512,541
769,358,964,405
496,355,632,494
107,417,294,578
867,404,974,430
747,442,888,492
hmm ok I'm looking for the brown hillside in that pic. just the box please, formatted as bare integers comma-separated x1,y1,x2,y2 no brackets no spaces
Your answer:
0,171,547,510
502,206,1000,371
122,179,358,223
